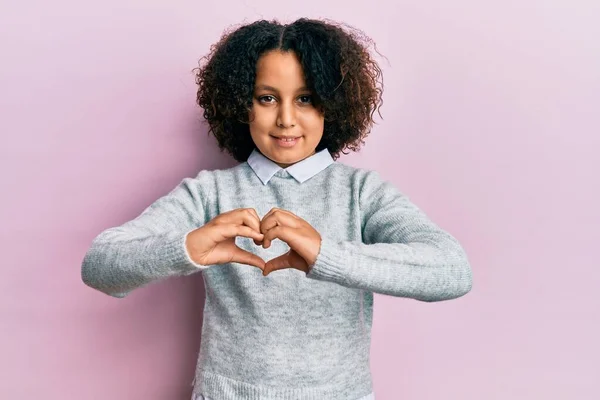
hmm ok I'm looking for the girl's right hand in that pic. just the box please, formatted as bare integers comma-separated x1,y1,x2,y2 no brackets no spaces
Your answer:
185,208,265,270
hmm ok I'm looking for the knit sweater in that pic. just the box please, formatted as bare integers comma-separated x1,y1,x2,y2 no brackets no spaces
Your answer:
81,151,472,400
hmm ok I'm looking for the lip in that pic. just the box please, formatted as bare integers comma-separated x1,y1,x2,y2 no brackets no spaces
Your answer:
270,135,301,148
270,134,301,139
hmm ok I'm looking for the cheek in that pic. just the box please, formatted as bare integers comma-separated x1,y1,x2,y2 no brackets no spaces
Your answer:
301,112,325,137
249,108,274,133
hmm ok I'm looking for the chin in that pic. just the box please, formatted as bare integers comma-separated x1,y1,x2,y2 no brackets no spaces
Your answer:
274,148,314,162
269,154,300,167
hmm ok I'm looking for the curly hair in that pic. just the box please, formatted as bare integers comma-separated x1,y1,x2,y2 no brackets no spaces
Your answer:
195,18,383,162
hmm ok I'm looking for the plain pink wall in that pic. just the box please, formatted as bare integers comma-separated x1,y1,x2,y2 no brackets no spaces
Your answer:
1,1,598,399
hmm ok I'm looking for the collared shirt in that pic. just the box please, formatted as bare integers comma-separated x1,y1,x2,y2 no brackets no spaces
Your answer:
246,148,334,185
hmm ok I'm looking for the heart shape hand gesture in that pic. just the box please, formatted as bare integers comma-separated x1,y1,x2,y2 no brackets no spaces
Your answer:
185,208,321,276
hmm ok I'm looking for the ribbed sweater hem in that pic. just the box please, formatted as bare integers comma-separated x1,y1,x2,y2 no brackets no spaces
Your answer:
194,371,374,400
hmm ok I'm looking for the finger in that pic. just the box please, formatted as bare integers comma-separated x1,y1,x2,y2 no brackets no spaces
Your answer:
238,208,262,233
246,208,262,234
217,208,261,233
263,252,292,276
262,225,294,249
260,211,299,236
263,207,298,221
249,208,261,223
248,209,264,246
262,207,279,221
218,224,264,242
231,246,265,271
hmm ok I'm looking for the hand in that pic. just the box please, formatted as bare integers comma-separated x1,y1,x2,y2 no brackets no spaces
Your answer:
185,208,265,270
260,208,322,276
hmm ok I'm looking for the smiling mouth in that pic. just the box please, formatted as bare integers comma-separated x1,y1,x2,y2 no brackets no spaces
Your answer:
270,135,301,147
270,134,301,140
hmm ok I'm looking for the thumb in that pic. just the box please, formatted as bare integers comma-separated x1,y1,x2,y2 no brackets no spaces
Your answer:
231,247,266,271
263,251,292,276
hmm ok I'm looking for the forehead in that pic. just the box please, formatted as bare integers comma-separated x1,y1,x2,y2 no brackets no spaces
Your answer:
255,50,306,89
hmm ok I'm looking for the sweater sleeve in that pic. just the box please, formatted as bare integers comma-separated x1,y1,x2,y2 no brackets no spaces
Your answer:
307,171,473,302
81,172,212,298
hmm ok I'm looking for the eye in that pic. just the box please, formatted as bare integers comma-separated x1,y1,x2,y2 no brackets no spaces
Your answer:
298,95,313,104
258,95,276,104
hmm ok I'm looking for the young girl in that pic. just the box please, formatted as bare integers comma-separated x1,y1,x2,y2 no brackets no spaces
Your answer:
82,18,472,400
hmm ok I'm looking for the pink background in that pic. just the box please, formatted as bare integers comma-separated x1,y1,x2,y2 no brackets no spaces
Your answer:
1,1,598,399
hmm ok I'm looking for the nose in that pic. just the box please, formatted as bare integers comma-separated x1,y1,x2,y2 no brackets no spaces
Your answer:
276,101,297,128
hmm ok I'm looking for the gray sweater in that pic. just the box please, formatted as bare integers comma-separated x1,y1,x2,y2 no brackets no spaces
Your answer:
81,154,472,400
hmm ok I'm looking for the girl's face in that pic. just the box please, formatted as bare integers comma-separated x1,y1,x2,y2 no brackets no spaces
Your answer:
249,50,325,168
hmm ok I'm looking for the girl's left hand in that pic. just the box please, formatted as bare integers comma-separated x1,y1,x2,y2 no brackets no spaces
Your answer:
260,208,321,276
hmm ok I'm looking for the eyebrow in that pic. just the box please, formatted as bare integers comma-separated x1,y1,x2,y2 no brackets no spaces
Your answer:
255,84,310,92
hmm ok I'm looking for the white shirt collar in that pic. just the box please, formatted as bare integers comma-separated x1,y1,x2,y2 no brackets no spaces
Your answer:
247,148,334,185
